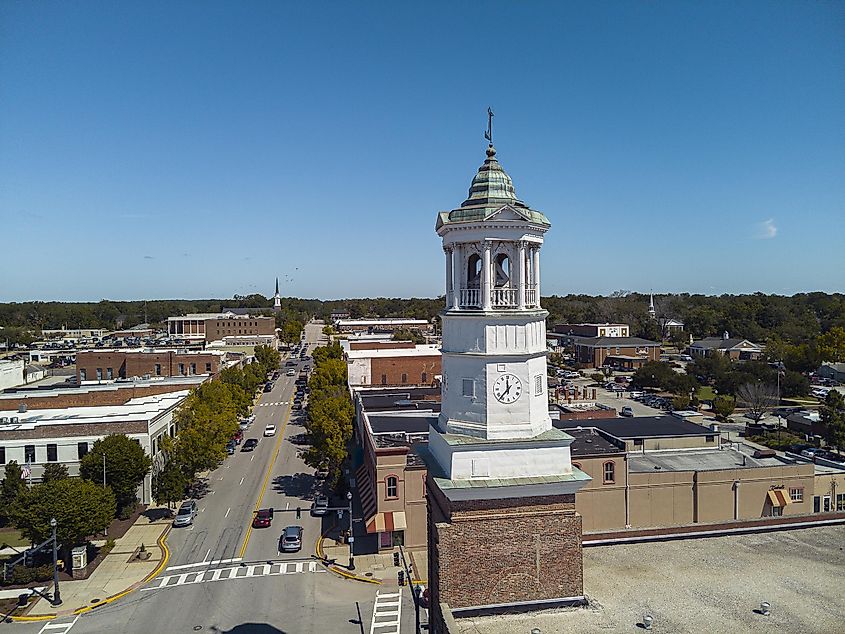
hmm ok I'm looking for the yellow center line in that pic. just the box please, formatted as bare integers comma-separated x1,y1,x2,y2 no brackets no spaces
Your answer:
238,389,294,558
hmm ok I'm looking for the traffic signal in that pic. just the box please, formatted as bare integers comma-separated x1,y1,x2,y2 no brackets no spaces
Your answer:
296,507,301,520
24,549,34,568
393,552,400,567
397,570,405,586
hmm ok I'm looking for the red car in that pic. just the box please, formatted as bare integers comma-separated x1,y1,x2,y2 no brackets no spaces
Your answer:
252,508,273,528
232,429,243,445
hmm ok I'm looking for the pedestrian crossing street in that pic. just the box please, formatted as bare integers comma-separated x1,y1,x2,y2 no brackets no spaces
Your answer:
257,401,289,407
370,589,403,634
142,560,324,592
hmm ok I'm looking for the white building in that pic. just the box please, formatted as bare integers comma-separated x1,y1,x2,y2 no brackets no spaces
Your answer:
0,390,190,503
335,318,432,334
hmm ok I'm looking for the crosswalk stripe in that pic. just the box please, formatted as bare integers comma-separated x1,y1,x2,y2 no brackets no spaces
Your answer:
370,588,402,634
142,560,323,592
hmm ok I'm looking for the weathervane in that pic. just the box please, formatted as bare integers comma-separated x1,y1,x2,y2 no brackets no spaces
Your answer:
484,107,494,145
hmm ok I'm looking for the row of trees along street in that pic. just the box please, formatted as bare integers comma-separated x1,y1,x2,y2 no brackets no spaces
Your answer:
301,343,354,487
0,345,281,584
152,345,281,507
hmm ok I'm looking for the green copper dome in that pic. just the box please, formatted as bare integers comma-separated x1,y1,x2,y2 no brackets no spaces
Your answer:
436,144,550,229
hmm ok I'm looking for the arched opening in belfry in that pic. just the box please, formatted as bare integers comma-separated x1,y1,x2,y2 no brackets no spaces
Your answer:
494,253,511,288
467,254,481,288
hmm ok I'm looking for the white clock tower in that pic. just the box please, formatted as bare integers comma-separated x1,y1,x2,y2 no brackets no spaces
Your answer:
426,121,589,627
429,140,587,482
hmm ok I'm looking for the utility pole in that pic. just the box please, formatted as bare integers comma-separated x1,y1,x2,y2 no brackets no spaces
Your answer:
50,518,61,606
399,544,422,634
346,491,355,571
102,454,108,537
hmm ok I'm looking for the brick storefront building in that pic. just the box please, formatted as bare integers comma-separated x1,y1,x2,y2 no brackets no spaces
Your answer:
573,336,661,369
167,312,275,343
345,344,441,388
76,349,225,382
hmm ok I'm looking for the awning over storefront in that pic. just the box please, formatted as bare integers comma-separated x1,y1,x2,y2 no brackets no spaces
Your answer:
767,489,792,507
365,511,407,534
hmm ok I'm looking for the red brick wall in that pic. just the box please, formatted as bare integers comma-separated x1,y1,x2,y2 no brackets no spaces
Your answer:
0,383,188,411
427,479,584,619
370,355,441,386
76,351,221,381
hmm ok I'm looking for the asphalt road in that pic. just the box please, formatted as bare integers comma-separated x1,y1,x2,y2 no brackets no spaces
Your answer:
9,322,417,634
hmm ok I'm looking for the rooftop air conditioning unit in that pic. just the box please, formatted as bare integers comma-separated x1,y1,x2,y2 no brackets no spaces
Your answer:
18,403,27,413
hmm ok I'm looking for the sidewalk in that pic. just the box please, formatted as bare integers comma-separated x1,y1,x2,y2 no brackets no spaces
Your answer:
24,512,170,617
320,536,428,585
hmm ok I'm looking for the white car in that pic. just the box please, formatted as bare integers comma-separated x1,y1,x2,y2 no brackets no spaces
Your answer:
264,424,277,437
286,369,296,376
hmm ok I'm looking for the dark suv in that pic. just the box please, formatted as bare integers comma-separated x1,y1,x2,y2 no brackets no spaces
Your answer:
242,438,259,451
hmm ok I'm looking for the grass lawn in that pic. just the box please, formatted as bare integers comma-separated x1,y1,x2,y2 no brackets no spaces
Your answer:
0,526,28,548
697,386,716,401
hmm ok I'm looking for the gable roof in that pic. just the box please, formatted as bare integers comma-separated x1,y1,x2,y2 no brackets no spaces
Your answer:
691,337,762,351
572,336,661,347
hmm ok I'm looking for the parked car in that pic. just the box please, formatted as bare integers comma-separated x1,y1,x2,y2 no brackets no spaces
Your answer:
173,500,198,527
232,429,243,444
620,406,634,417
242,438,259,451
264,424,277,437
628,391,644,399
252,508,274,528
280,525,303,552
286,369,296,376
263,383,274,393
311,495,329,516
226,441,236,455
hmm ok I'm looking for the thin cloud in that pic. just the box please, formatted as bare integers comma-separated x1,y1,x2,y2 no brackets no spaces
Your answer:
143,255,155,260
756,218,777,239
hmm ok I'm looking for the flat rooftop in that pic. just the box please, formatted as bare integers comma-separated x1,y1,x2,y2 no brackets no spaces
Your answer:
568,428,625,456
357,387,441,412
0,390,189,431
628,444,787,472
453,525,845,634
559,415,714,439
346,345,440,359
367,413,436,435
0,374,206,400
337,318,430,326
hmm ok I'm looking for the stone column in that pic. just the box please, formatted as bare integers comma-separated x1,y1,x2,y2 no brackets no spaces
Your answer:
453,244,462,309
444,246,453,309
517,241,526,309
481,242,492,310
532,246,541,308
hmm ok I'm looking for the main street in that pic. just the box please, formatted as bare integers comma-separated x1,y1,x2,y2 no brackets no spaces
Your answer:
10,322,417,634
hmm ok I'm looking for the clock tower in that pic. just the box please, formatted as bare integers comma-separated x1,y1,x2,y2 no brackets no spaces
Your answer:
426,125,589,630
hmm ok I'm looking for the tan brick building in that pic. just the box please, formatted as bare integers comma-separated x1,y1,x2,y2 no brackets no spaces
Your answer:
167,312,275,343
76,349,225,382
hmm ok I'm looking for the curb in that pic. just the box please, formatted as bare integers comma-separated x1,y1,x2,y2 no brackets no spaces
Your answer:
315,534,381,585
11,523,172,622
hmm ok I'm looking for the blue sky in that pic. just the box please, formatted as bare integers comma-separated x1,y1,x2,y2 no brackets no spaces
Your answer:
1,1,843,302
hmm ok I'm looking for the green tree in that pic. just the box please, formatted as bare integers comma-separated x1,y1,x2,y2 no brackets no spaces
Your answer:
631,362,676,390
152,461,189,509
254,345,281,373
819,390,845,453
41,463,69,484
713,395,736,420
672,394,691,411
11,478,115,549
80,435,152,518
817,326,845,363
0,461,25,527
780,370,810,398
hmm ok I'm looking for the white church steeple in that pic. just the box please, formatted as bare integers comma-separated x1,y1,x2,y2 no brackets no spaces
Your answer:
273,277,281,312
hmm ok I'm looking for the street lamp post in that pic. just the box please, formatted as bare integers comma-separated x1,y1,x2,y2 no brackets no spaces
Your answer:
346,491,354,571
50,518,61,606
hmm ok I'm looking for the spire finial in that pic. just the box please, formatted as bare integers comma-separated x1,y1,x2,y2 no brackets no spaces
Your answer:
484,107,494,147
275,277,279,295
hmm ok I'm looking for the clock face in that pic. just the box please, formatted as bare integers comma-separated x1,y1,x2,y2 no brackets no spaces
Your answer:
492,373,522,404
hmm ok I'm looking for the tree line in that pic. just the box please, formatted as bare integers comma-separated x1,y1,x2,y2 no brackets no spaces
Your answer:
3,293,843,347
301,343,354,487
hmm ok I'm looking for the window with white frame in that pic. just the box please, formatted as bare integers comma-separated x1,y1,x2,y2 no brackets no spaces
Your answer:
462,379,475,398
386,476,398,499
789,487,803,502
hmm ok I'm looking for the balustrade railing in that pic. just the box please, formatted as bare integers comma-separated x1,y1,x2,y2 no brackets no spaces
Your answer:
525,285,538,308
460,288,481,308
491,288,518,308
